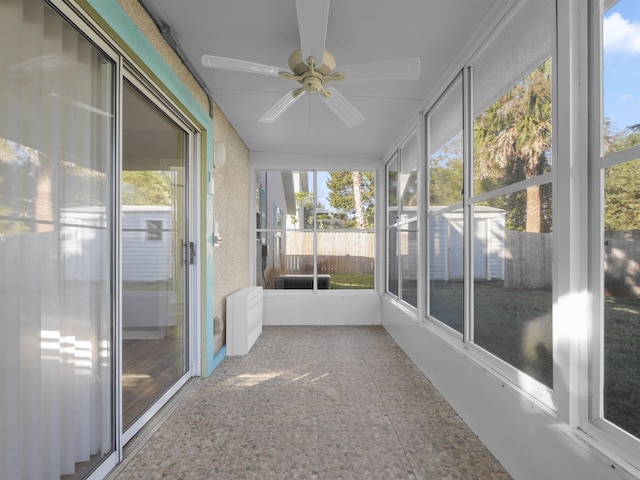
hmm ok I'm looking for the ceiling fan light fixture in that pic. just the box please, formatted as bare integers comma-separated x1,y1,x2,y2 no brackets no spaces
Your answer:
287,49,335,76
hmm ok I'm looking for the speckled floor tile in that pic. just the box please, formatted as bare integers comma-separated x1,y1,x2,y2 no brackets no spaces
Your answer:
223,431,318,479
319,430,416,479
373,375,432,393
114,326,512,480
398,429,512,480
319,399,393,431
377,383,444,404
363,352,417,366
116,428,239,479
171,402,251,432
243,393,318,432
389,408,468,431
314,369,376,388
240,370,320,395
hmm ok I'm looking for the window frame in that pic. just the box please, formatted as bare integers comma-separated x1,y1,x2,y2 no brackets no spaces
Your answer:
45,0,206,471
583,0,640,466
424,71,466,337
385,128,420,309
254,168,377,292
0,1,123,476
416,0,557,410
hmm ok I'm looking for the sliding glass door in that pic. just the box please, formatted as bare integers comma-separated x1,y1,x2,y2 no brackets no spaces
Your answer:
0,2,199,477
0,1,115,477
121,79,190,434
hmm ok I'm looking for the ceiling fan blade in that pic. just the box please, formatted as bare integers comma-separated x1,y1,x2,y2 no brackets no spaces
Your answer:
295,0,330,67
321,87,365,128
201,55,283,77
339,57,421,82
259,89,305,123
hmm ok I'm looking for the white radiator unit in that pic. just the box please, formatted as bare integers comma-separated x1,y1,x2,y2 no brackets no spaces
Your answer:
226,286,263,356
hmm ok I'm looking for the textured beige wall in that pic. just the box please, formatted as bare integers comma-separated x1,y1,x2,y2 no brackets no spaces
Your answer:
119,0,252,352
117,0,209,112
211,103,251,353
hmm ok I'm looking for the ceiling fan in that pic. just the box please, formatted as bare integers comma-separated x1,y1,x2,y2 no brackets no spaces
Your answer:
201,0,420,128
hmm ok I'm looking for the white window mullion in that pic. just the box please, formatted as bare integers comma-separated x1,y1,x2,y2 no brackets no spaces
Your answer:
553,0,591,428
582,0,640,473
420,112,428,321
313,170,318,292
463,64,474,344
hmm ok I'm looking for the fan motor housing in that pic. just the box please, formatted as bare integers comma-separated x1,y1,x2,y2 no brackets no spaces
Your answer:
288,49,336,76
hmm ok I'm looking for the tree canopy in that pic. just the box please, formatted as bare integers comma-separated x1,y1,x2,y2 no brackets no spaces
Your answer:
473,58,552,233
121,170,174,206
429,132,463,207
604,126,640,231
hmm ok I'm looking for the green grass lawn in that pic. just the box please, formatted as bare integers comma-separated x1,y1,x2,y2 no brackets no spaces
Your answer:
604,295,640,438
473,283,553,389
329,274,375,289
429,281,640,437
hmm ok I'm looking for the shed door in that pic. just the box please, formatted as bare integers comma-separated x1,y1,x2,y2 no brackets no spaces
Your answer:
448,219,464,280
474,219,488,279
447,218,488,279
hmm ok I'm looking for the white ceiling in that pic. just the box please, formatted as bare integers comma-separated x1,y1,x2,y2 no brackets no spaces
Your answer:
141,0,505,160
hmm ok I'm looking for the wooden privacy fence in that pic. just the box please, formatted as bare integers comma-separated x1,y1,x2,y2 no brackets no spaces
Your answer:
503,230,553,290
281,229,562,289
285,254,374,275
285,231,375,275
473,229,640,293
604,230,640,298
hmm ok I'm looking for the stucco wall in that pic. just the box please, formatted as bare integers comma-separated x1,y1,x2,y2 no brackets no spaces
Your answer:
211,103,251,353
117,0,209,112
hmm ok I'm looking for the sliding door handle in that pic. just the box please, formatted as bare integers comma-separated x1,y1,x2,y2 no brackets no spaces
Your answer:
189,241,196,265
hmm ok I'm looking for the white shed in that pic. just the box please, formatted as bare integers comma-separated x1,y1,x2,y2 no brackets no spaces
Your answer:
121,205,174,283
60,205,175,283
429,206,505,281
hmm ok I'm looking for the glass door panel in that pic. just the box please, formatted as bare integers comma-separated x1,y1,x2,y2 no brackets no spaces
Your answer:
0,1,115,478
121,80,188,430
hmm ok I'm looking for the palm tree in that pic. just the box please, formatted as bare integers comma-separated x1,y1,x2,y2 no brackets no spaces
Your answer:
326,171,375,229
474,59,552,233
351,171,366,229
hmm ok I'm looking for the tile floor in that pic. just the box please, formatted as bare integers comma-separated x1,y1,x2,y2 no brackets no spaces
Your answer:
114,326,512,479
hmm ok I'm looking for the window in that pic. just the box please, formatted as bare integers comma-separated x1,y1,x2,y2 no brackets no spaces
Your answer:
255,170,375,290
387,153,399,296
592,0,640,444
146,219,163,241
427,73,464,333
419,0,555,390
386,132,419,307
469,0,554,389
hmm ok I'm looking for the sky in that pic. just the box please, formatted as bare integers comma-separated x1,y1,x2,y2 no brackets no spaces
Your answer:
603,0,640,131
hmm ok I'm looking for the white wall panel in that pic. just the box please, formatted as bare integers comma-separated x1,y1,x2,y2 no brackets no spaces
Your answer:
382,298,626,480
264,292,381,325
